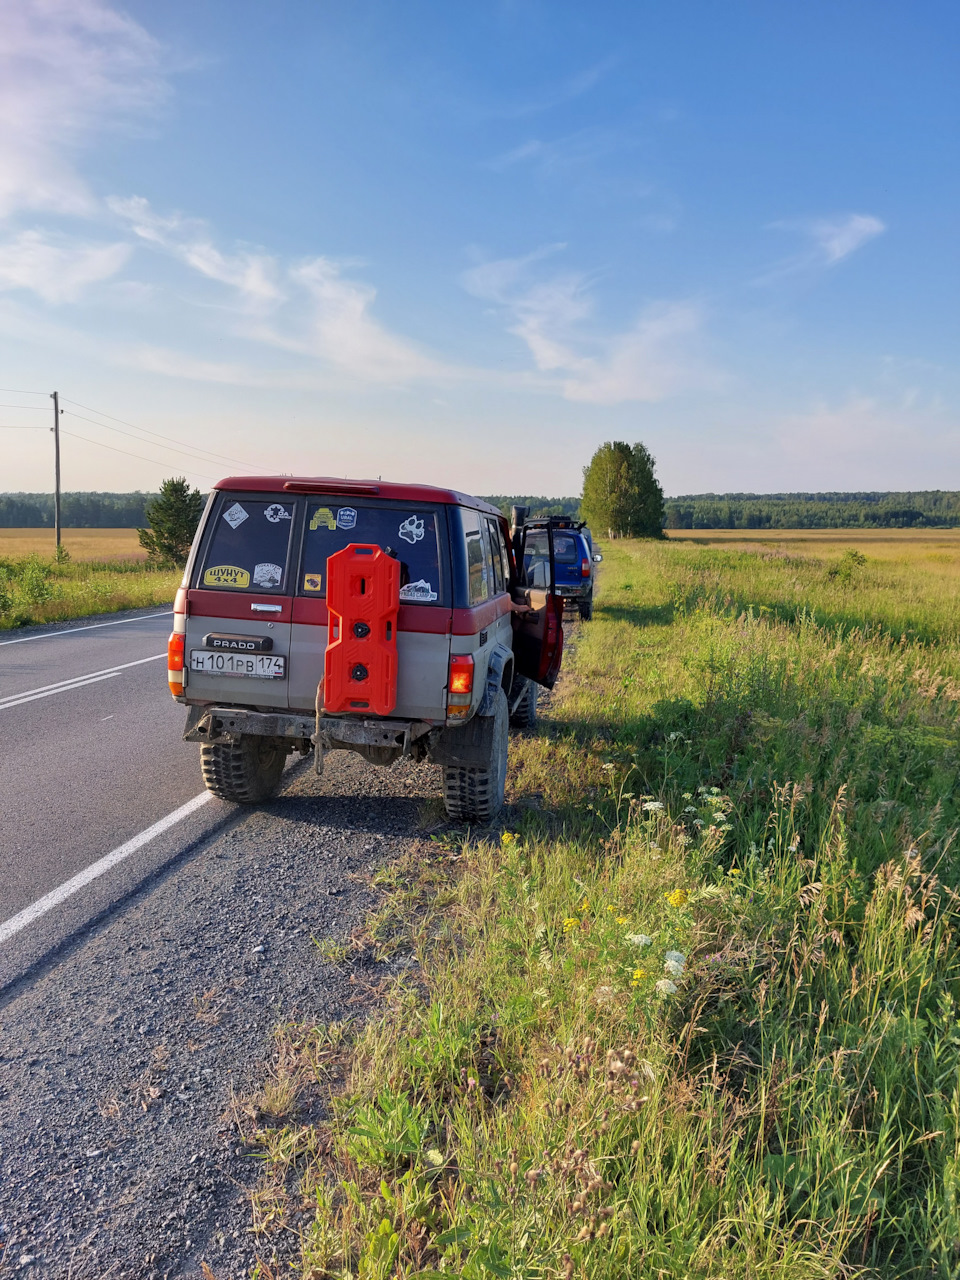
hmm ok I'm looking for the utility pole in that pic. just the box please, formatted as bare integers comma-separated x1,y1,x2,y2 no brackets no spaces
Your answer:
50,390,61,553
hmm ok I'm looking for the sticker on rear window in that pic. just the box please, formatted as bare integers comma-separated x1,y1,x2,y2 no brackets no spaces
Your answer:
303,572,323,592
222,502,248,530
264,503,291,524
337,507,357,530
309,507,336,531
253,562,283,588
399,515,425,545
204,564,250,588
399,579,437,603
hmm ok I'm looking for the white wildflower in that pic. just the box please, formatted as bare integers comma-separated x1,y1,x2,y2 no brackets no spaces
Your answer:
664,950,686,969
642,800,664,812
655,979,678,997
626,933,653,947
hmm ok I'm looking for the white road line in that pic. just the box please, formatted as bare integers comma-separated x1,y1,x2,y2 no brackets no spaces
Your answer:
0,792,214,946
0,653,166,710
0,610,173,647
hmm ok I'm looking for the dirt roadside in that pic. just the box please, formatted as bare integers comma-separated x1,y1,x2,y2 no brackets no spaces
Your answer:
0,750,445,1280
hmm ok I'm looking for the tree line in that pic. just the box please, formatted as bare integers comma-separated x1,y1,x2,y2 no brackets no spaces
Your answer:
0,492,161,527
665,491,960,529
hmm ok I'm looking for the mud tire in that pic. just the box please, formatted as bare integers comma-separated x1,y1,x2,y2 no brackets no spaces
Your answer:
442,689,508,824
578,596,593,621
200,734,287,803
509,678,538,730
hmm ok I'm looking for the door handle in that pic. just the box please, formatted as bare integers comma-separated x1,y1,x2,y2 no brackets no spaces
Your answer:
251,602,282,613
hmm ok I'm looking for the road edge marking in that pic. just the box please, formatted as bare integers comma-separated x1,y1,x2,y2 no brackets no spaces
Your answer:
0,652,166,709
0,610,173,647
0,792,214,945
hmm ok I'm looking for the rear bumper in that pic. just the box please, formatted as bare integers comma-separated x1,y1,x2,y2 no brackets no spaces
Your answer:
183,703,433,751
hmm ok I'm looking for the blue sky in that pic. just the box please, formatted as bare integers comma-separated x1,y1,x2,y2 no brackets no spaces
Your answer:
0,0,956,496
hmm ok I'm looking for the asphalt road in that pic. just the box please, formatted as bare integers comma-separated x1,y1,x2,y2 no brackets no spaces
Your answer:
0,608,235,987
0,606,449,1279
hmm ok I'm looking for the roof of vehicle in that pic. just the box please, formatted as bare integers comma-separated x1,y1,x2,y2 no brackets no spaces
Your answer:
213,476,503,517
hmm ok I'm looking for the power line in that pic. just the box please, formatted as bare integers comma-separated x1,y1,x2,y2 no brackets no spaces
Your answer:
0,387,48,396
0,404,48,410
62,408,238,474
59,428,219,482
0,424,48,429
61,397,261,470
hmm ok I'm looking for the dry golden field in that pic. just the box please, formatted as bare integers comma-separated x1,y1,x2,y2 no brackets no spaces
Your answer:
0,527,145,560
666,525,960,566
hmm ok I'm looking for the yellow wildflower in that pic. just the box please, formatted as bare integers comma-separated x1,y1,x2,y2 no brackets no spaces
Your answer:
630,967,647,987
665,888,689,909
563,917,579,933
501,832,518,846
616,916,628,924
580,898,590,913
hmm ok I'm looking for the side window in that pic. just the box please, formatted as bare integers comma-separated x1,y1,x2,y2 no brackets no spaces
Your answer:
484,518,507,595
462,510,489,605
197,496,296,592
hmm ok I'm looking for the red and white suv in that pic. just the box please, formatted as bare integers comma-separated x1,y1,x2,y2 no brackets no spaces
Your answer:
167,476,564,823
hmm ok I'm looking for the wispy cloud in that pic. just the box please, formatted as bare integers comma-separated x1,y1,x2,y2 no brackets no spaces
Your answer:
485,125,641,175
757,212,886,282
108,195,283,307
0,0,166,220
108,195,454,383
492,55,619,119
463,247,716,404
0,229,130,302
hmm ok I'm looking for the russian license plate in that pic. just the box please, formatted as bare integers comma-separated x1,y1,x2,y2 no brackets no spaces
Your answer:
190,650,286,679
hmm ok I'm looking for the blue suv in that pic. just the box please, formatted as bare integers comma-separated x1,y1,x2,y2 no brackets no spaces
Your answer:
515,516,600,620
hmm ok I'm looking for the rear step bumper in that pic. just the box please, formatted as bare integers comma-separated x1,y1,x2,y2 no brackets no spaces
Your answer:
183,704,432,751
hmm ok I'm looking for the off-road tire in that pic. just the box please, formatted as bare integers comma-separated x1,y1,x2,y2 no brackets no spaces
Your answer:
509,678,538,730
442,689,508,824
578,596,593,621
200,734,287,803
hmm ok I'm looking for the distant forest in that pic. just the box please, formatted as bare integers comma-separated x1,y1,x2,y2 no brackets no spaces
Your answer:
481,495,581,520
3,490,960,530
0,492,158,527
665,492,960,530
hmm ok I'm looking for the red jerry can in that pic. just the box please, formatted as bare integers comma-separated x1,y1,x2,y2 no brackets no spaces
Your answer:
323,544,400,715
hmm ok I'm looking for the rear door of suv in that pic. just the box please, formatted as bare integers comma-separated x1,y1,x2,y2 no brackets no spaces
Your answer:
286,493,453,721
184,492,299,709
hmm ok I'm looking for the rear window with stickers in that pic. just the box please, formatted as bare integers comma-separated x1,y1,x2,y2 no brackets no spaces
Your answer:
196,497,296,592
299,504,443,604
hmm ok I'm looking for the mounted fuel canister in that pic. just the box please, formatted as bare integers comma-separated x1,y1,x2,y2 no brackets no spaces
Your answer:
322,543,400,716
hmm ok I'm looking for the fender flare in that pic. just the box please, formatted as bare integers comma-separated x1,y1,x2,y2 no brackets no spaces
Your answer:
476,643,513,716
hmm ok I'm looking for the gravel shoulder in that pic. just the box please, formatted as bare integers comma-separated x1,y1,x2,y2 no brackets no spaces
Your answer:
0,749,444,1280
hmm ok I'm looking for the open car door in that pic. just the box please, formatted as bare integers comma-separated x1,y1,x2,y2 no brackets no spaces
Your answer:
512,523,564,689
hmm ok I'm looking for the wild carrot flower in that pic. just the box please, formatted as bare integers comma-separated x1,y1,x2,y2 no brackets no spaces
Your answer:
643,800,664,812
626,933,652,947
664,952,685,977
655,979,678,997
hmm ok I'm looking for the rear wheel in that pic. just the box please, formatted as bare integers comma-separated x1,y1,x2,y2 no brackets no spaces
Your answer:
442,689,508,824
509,678,538,730
578,596,593,621
200,734,287,803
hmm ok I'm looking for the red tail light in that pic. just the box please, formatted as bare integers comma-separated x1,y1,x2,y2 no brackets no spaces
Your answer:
581,558,590,578
167,631,185,697
447,654,474,719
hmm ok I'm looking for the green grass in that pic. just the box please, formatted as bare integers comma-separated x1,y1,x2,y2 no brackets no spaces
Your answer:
0,552,178,628
241,536,960,1280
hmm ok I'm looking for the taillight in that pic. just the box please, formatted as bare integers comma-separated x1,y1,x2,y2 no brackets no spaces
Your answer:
447,654,474,720
167,631,185,697
581,558,590,578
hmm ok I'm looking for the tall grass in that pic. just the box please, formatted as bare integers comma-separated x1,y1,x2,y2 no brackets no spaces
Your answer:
0,552,178,628
243,537,960,1279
